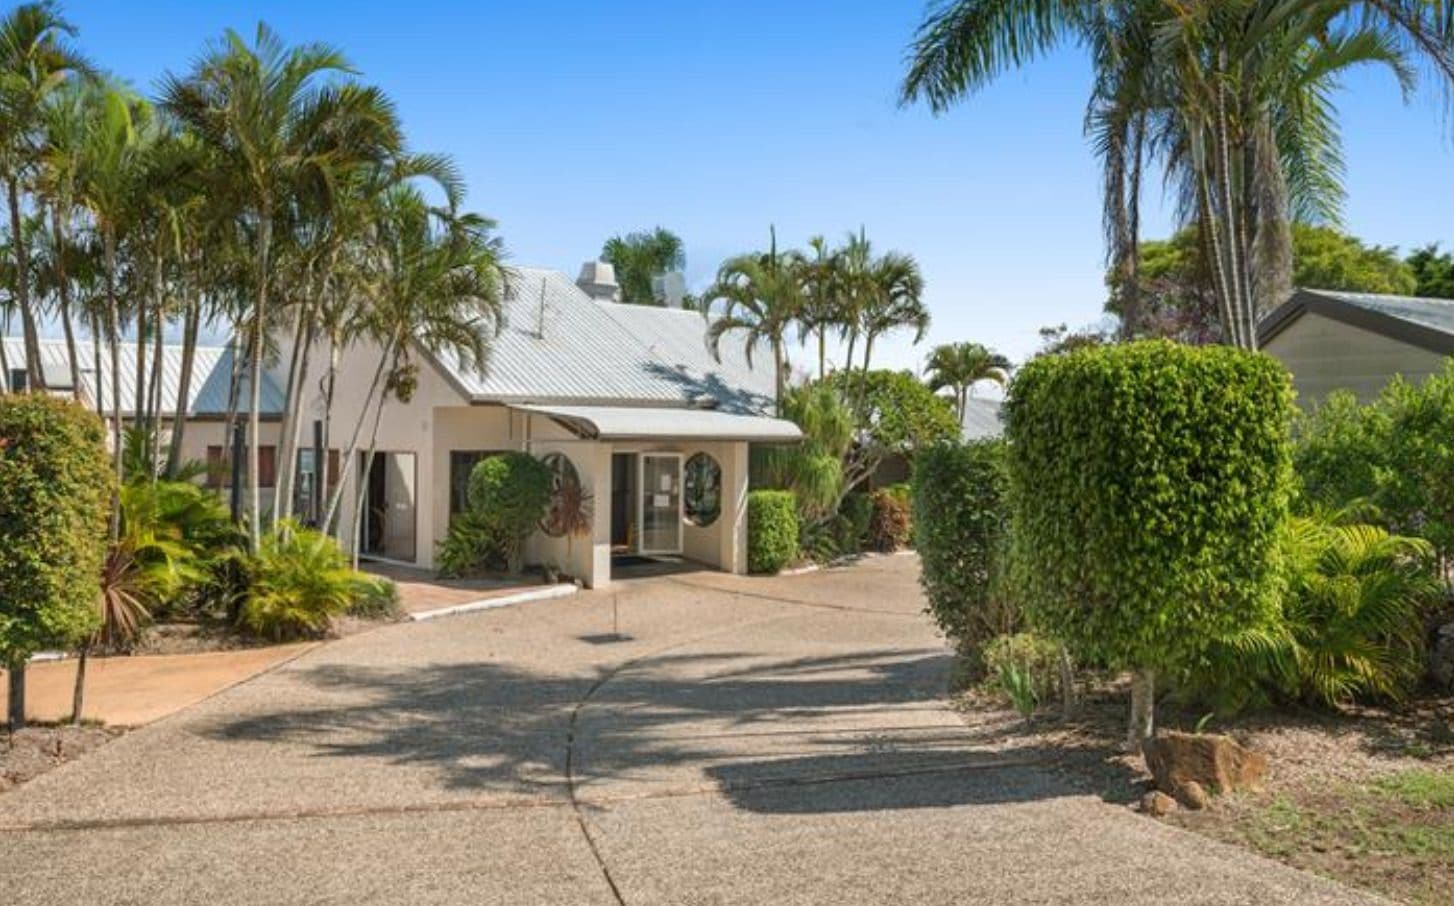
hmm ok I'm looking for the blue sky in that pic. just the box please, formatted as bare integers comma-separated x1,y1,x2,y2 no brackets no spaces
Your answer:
59,0,1454,372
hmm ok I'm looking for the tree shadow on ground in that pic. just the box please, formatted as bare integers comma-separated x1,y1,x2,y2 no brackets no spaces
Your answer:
201,642,1136,814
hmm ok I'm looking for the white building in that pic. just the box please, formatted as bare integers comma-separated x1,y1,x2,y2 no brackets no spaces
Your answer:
3,263,800,588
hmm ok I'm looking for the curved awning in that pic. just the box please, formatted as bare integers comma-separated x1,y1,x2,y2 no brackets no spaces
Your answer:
512,404,802,443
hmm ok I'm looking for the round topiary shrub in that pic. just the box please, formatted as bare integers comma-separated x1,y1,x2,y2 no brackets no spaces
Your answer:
439,452,554,576
748,490,799,574
1005,340,1294,746
0,395,114,728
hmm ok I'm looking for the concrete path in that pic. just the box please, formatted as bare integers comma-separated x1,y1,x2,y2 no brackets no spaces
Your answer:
1,643,317,726
0,557,1377,904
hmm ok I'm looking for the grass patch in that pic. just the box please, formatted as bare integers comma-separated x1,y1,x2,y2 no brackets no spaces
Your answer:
1371,768,1454,810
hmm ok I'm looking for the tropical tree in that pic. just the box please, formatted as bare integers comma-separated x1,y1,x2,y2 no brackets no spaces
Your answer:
1408,243,1454,298
0,2,89,390
903,0,1454,349
857,250,927,371
161,23,356,547
797,235,847,380
925,341,1010,422
601,226,685,305
701,228,803,408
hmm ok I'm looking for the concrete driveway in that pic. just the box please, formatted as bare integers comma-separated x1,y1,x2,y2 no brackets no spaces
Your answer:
0,556,1375,905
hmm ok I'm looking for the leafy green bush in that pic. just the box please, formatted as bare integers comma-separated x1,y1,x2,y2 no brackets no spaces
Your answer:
1293,390,1385,513
838,492,872,553
1200,516,1439,710
1005,341,1294,742
240,521,386,641
118,479,243,618
748,490,798,574
868,487,911,552
983,632,1062,702
911,441,1016,653
438,452,553,576
0,395,113,725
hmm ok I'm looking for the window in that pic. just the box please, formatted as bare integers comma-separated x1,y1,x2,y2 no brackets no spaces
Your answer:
683,452,722,527
449,450,505,516
205,445,278,489
7,368,26,393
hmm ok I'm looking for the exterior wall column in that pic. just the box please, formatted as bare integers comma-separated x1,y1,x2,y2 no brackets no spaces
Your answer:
585,442,614,588
719,441,749,575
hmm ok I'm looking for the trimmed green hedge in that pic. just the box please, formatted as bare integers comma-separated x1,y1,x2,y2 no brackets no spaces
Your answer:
748,490,798,574
1004,340,1294,676
0,395,113,667
911,440,1012,652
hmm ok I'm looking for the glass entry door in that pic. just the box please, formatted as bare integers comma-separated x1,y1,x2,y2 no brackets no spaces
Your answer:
638,453,683,554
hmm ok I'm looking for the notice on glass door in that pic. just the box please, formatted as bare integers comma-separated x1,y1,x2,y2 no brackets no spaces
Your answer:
653,493,670,508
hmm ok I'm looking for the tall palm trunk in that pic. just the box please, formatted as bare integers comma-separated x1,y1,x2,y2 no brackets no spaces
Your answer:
165,296,201,478
248,213,273,549
90,314,103,418
7,180,45,391
103,230,124,540
0,314,11,388
147,295,166,477
50,205,82,398
817,327,826,381
862,333,876,373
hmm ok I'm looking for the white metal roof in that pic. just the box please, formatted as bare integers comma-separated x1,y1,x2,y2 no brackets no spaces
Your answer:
2,336,284,417
433,267,777,413
515,403,802,442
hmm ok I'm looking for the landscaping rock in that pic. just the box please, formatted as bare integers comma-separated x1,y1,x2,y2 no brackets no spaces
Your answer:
1140,790,1178,817
1142,731,1268,809
1431,621,1454,691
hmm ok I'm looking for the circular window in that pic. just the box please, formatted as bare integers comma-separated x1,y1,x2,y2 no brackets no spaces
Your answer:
540,452,588,538
684,452,722,527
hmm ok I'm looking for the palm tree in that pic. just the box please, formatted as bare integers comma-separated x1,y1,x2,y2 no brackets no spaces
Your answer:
902,0,1454,348
161,23,354,548
601,226,686,305
796,235,843,380
321,185,505,534
857,250,927,372
925,341,1010,422
0,2,89,390
700,228,803,410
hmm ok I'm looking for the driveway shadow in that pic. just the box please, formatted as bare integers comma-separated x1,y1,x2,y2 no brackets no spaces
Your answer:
202,640,1131,813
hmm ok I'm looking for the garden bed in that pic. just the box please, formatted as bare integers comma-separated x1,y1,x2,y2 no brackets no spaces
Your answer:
956,682,1454,905
1,725,125,794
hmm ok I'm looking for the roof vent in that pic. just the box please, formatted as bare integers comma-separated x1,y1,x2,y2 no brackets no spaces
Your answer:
576,261,619,302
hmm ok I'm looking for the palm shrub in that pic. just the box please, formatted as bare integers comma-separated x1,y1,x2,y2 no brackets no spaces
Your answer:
1278,518,1435,706
748,490,798,574
1006,341,1294,749
0,396,113,729
911,440,1016,654
241,520,386,641
983,632,1062,704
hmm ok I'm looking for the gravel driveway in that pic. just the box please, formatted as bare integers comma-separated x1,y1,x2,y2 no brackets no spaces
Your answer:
0,555,1378,904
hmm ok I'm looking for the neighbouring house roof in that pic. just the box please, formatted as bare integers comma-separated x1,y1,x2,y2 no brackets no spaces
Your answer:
961,397,1004,442
2,336,285,418
1258,288,1454,355
513,403,802,442
432,267,777,413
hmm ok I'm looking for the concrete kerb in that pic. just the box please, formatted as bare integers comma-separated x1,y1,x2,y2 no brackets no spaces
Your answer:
408,583,579,622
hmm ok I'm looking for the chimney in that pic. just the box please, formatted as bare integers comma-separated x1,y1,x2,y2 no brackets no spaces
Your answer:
576,260,619,302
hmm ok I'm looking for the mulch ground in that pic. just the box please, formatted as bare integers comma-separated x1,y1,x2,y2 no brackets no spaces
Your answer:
955,678,1454,906
1,725,125,794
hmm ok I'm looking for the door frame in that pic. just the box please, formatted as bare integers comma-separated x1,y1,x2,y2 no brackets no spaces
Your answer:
636,452,684,555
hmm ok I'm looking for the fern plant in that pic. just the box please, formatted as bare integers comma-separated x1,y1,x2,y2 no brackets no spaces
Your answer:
241,520,386,641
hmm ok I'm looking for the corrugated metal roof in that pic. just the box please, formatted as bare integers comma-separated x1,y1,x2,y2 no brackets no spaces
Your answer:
435,267,776,413
514,403,802,441
961,397,1003,441
2,336,284,416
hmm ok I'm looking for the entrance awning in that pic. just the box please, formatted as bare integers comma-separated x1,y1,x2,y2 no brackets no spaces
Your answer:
512,404,802,442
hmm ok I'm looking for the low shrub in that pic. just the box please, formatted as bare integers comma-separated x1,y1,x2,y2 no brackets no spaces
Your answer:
838,492,872,553
868,487,911,552
438,453,554,576
911,441,1016,654
348,578,402,620
748,490,798,574
982,632,1062,702
240,521,386,641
